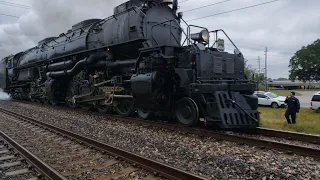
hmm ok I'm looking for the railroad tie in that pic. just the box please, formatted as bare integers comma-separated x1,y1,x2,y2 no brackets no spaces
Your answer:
5,168,31,176
61,158,118,176
91,166,138,180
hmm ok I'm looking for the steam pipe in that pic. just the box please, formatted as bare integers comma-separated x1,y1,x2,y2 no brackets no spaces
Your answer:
89,59,136,68
106,59,136,68
47,51,108,78
47,60,75,71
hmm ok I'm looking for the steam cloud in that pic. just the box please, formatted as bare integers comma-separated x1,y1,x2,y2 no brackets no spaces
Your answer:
0,0,127,59
0,89,11,100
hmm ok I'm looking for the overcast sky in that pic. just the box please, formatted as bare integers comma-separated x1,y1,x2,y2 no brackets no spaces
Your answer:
0,0,319,79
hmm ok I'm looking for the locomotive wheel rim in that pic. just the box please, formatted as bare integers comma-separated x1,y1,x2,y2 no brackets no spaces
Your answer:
137,108,152,120
97,105,112,114
67,101,79,109
43,99,49,104
175,97,199,127
115,99,135,117
50,100,59,106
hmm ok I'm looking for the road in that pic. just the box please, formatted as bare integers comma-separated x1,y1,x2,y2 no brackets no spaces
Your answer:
297,91,318,108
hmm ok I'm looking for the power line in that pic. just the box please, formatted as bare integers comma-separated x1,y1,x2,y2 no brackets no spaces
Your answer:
180,0,191,3
0,1,31,8
187,0,280,21
0,2,31,9
183,0,232,13
0,13,19,18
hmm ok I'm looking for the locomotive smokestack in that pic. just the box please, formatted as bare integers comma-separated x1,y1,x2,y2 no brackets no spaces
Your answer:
173,0,178,12
162,0,177,12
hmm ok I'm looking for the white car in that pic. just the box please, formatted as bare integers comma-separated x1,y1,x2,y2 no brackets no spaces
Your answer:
310,91,320,113
253,92,286,108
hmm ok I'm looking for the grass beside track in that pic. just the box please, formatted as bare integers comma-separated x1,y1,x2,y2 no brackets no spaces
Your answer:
259,107,320,134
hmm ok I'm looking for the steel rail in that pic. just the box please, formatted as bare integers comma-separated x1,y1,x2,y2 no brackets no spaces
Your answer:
6,101,320,158
251,127,320,145
131,121,320,159
0,130,66,180
0,107,207,180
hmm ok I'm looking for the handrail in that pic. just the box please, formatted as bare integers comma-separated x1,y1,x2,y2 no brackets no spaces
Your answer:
186,25,209,46
179,18,191,46
210,29,241,54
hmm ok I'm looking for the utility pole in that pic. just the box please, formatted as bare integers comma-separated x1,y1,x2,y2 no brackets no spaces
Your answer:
264,47,268,91
257,56,261,90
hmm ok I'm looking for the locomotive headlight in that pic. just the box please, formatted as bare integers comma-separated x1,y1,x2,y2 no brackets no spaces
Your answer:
190,30,210,44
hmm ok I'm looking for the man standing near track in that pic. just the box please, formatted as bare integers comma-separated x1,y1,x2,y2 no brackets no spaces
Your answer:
284,92,300,124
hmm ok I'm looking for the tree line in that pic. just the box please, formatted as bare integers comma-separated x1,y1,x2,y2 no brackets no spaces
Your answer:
289,39,320,83
245,38,320,84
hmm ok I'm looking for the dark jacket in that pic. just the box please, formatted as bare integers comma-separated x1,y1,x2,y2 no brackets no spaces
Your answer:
285,97,300,112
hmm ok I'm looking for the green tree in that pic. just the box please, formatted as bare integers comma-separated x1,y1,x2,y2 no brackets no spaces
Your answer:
289,39,320,82
244,60,255,80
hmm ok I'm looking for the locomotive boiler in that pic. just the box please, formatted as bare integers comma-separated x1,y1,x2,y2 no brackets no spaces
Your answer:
0,0,260,129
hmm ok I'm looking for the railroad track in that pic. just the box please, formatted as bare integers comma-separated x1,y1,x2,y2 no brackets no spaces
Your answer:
6,101,320,159
15,100,320,144
0,130,65,180
246,127,320,145
0,107,207,180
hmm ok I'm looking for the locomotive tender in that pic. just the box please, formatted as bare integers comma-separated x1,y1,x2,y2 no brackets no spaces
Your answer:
0,0,260,129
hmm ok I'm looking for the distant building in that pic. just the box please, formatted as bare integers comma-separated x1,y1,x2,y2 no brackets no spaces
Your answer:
268,80,319,90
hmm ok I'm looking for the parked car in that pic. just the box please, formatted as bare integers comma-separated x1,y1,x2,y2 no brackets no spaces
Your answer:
253,91,286,108
310,91,320,113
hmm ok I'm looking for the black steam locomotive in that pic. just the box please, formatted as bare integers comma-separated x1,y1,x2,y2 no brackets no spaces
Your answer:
0,0,260,129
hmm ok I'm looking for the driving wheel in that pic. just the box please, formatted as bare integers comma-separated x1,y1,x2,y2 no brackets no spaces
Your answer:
50,100,59,106
175,97,199,126
137,108,154,120
97,104,112,114
67,101,79,109
43,99,49,104
115,99,135,117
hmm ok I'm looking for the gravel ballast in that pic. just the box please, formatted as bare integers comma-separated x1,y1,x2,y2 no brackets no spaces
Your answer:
0,100,319,179
0,112,152,180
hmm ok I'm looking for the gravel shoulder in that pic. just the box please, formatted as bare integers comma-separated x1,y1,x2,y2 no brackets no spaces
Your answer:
0,100,319,180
